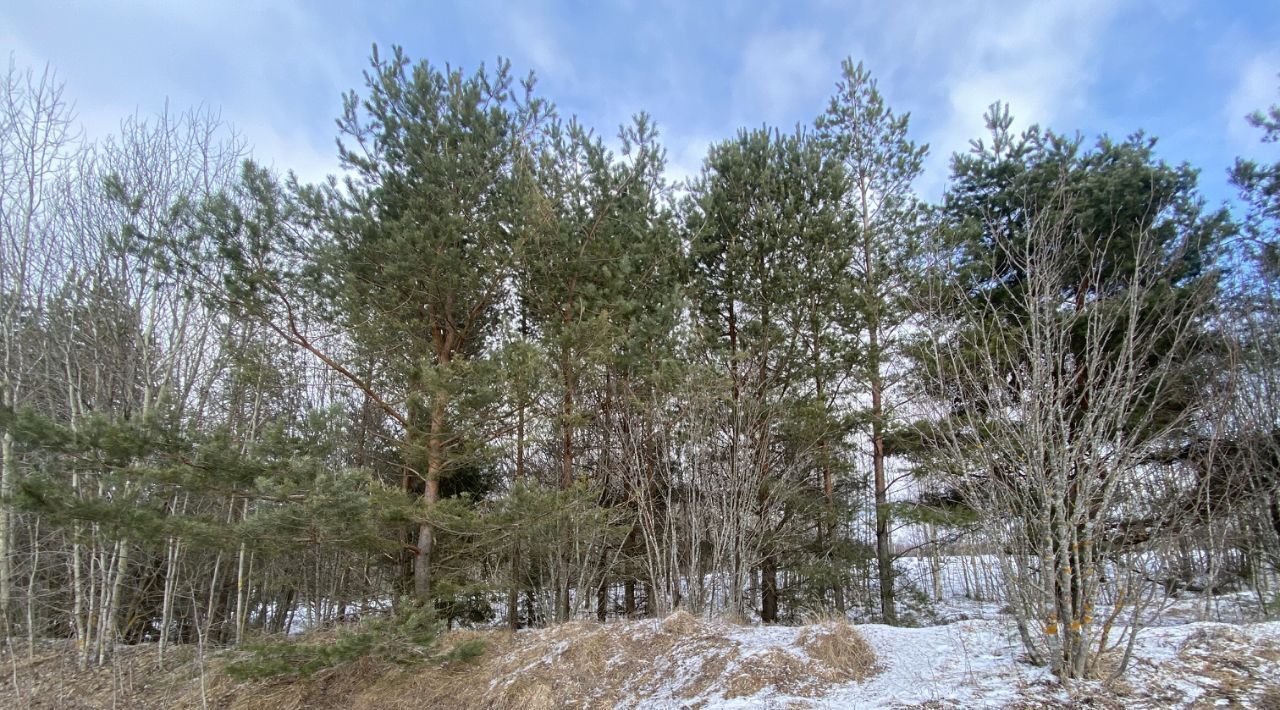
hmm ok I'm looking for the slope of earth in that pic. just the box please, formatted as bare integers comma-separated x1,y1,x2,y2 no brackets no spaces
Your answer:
1,613,1278,709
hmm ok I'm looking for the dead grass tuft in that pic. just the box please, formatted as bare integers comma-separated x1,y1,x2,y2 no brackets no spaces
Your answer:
1089,648,1130,684
724,648,815,699
1179,625,1251,652
1257,684,1280,710
676,647,740,700
2,616,881,708
660,609,702,636
795,622,878,683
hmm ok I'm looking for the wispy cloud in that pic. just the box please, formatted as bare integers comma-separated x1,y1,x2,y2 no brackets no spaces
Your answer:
499,5,577,85
732,29,831,128
1225,52,1280,149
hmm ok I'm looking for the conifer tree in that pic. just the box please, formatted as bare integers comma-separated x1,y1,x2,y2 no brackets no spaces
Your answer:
687,127,840,621
816,60,928,624
206,46,550,602
518,112,677,620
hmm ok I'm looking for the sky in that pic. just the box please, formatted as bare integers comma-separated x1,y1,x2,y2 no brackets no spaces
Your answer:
3,0,1279,209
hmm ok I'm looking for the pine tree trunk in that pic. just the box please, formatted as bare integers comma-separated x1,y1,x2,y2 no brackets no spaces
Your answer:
761,554,779,623
234,543,248,644
557,354,574,622
561,359,574,490
862,184,896,626
510,313,527,631
416,378,448,601
873,375,895,624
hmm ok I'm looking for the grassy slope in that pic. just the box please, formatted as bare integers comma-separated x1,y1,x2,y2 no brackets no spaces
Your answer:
1,613,1278,709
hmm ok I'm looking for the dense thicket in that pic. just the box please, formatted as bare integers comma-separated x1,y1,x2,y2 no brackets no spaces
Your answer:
1,50,1276,682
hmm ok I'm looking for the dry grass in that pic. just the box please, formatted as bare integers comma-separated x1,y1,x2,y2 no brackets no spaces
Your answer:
1156,625,1280,710
1256,684,1280,710
659,609,701,636
718,621,879,700
795,622,877,683
723,648,812,699
1,614,877,708
0,640,254,710
13,617,1280,709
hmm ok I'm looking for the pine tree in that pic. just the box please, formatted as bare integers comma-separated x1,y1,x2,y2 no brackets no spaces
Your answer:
206,46,550,603
816,60,928,624
518,112,677,620
686,126,842,621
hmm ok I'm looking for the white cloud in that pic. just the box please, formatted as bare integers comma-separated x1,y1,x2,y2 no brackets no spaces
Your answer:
732,29,831,127
244,120,341,187
942,2,1117,140
500,5,578,86
1225,52,1280,149
3,0,365,185
903,0,1125,196
665,133,716,189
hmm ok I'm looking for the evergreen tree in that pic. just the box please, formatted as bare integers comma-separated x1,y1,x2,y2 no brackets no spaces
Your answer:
1231,87,1280,278
520,113,679,620
686,126,843,621
815,59,928,624
204,47,551,603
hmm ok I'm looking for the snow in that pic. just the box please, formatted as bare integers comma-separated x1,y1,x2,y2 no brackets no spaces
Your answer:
278,556,1280,707
606,616,1280,709
630,618,1061,709
588,556,1280,708
832,621,1051,708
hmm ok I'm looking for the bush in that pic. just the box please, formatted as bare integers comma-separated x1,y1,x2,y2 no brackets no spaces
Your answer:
225,599,484,679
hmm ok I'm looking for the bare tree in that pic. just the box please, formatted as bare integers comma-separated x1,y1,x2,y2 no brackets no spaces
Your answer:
0,57,80,634
916,188,1218,679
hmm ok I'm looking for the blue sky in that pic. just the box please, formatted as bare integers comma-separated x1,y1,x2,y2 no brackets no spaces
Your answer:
3,1,1278,208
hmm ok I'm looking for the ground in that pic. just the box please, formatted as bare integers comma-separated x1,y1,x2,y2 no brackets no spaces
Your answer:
3,559,1278,708
2,607,1278,709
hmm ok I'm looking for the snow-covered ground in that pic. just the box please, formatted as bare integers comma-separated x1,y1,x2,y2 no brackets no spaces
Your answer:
707,619,1279,708
628,555,1278,707
267,555,1280,707
700,618,1055,708
467,607,1280,708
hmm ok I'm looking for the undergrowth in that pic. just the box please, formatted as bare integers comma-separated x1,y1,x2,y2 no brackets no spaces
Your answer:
225,600,484,679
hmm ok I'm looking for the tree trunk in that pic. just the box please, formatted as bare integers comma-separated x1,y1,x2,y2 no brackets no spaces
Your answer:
100,538,129,665
761,554,779,623
561,358,575,490
863,190,896,625
557,354,574,622
414,313,457,600
0,429,13,628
